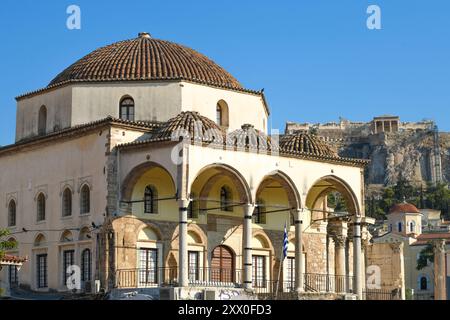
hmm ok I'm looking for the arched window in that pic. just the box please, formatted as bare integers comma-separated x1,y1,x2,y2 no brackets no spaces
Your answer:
80,185,90,215
8,200,16,227
144,185,158,214
253,199,266,224
62,188,72,217
216,100,229,127
38,105,47,135
409,221,415,233
120,97,135,121
81,249,91,282
397,222,402,232
420,276,428,290
37,193,46,221
216,104,222,126
220,186,233,212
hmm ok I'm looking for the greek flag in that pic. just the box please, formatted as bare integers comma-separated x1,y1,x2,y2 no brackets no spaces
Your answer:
283,222,288,259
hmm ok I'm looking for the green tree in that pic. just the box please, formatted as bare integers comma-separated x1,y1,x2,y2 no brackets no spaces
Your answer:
0,229,17,259
417,244,434,270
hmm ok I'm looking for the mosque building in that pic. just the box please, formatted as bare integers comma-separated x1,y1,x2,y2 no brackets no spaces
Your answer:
0,32,371,299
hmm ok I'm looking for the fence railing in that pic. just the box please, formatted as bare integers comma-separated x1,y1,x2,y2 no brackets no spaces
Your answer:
303,273,353,293
115,267,243,289
363,288,402,300
115,268,358,296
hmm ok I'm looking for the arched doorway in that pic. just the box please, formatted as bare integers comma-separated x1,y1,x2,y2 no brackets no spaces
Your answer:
210,245,235,283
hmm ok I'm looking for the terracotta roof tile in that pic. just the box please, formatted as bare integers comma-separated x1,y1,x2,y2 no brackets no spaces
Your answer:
49,33,242,89
280,131,338,157
0,254,27,264
389,202,420,214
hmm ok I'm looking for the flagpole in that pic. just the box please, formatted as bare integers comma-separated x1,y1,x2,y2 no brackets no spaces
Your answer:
275,220,287,298
275,244,284,298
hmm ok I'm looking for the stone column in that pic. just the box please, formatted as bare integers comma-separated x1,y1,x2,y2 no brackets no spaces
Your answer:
243,203,254,290
178,198,190,287
333,234,347,293
353,216,363,300
294,208,304,293
433,239,447,300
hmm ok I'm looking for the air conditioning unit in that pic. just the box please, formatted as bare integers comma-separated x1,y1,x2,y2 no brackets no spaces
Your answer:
204,289,218,300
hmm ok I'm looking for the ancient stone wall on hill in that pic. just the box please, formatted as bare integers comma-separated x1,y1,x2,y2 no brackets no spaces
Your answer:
285,119,449,190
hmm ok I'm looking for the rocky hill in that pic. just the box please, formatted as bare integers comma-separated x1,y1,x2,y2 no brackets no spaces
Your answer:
285,117,450,194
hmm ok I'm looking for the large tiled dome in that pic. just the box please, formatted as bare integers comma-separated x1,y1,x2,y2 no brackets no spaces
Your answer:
48,33,242,89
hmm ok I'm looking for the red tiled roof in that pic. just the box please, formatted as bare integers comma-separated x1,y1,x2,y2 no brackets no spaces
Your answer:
280,131,339,158
389,202,420,214
48,33,242,90
412,232,450,246
0,254,27,264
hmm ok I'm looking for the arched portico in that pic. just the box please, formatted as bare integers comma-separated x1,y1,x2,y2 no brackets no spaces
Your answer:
188,163,253,288
254,170,304,293
305,175,363,298
120,161,178,218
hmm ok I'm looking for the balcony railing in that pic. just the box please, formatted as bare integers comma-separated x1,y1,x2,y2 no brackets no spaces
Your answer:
253,274,355,298
115,267,243,289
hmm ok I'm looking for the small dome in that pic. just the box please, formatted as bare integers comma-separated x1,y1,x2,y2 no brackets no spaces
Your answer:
228,124,272,150
389,202,420,214
152,111,226,144
280,131,338,157
48,33,242,89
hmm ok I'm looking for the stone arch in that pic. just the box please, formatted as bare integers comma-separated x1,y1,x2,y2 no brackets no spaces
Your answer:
78,226,92,241
136,222,163,242
165,251,178,270
187,224,207,246
34,233,47,247
252,229,275,255
255,170,302,209
60,230,74,242
121,161,176,202
306,175,360,215
191,163,252,213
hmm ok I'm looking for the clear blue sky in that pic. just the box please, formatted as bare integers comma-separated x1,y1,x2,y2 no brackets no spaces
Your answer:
1,0,449,145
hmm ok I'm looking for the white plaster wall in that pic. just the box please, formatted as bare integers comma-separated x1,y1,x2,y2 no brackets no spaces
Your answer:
71,82,182,125
186,144,364,214
0,131,110,290
16,86,73,141
15,80,268,144
180,82,268,133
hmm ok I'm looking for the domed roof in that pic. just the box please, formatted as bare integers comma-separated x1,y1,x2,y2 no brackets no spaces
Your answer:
228,124,272,150
48,32,242,89
280,131,338,157
152,111,227,144
389,202,420,215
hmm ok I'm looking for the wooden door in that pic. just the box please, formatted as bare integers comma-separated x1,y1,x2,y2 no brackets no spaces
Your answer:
210,245,234,282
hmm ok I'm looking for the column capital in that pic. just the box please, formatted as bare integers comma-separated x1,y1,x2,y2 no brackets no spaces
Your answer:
332,234,347,249
433,239,446,254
